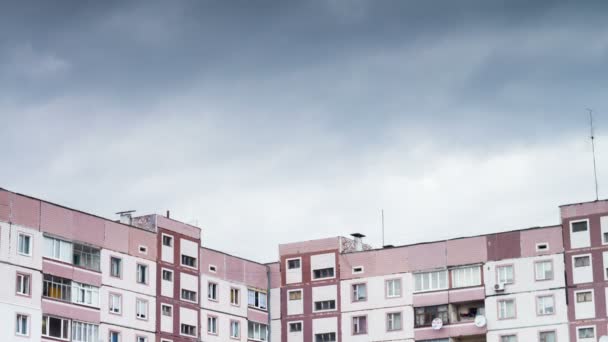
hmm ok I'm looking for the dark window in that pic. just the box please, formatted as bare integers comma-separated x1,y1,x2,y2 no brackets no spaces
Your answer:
313,268,334,279
315,332,336,342
73,243,100,271
415,305,449,327
287,259,301,269
181,255,196,267
572,221,588,232
314,300,336,311
289,322,302,332
162,235,173,247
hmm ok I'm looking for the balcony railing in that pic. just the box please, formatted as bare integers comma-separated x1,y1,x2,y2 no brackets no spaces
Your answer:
43,278,100,308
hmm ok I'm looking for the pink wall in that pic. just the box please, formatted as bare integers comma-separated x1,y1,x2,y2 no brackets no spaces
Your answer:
156,215,201,239
42,299,100,324
446,236,487,266
339,248,409,280
268,262,281,289
561,200,608,218
43,259,102,286
200,248,268,289
248,308,268,324
406,241,447,272
278,237,341,256
520,226,563,257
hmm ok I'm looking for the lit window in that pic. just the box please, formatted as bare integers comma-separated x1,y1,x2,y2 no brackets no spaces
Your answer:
288,290,302,301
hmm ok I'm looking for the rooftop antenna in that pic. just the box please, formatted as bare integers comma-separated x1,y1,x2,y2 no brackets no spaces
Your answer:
588,108,599,201
381,209,385,247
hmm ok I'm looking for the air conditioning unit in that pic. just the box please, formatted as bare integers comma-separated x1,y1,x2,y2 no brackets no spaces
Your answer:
494,283,505,292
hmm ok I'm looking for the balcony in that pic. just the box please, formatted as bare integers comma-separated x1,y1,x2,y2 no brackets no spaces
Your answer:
43,274,100,308
414,301,486,341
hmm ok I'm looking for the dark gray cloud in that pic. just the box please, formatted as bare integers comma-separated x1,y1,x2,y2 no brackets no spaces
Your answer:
1,1,608,261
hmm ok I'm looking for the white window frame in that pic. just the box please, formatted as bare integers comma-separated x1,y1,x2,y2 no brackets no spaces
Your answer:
110,256,122,278
15,314,29,336
181,288,197,303
386,278,402,298
230,287,240,306
570,218,591,249
248,289,268,310
71,320,99,342
536,242,550,252
577,325,596,340
162,233,173,247
498,299,516,319
451,265,482,288
386,312,402,331
136,298,148,320
414,269,448,292
136,264,148,284
42,315,71,340
352,266,364,274
73,281,100,307
207,282,218,301
180,323,197,337
247,321,268,341
162,268,173,282
207,315,218,335
535,260,554,281
16,273,30,296
497,264,515,284
109,293,122,314
18,232,32,256
313,299,337,312
537,295,555,315
352,283,367,302
286,257,302,270
288,320,303,333
180,254,197,269
312,267,335,280
161,303,173,317
230,320,240,338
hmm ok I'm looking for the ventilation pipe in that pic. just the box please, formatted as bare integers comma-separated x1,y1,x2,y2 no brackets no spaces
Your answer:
350,233,366,251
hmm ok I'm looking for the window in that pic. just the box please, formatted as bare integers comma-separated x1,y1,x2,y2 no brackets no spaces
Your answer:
352,283,367,302
572,221,588,232
577,291,593,303
535,261,553,281
181,289,197,302
314,300,336,311
414,270,448,292
16,273,30,296
352,266,363,274
208,282,218,301
604,231,608,244
230,320,240,338
73,282,100,307
42,315,70,340
312,267,334,279
287,258,301,269
231,288,240,306
110,257,122,278
18,233,32,256
498,299,516,319
162,269,173,281
497,265,514,284
44,236,72,262
109,331,120,342
136,264,148,284
386,279,402,297
289,322,302,332
15,314,29,336
289,290,302,301
138,245,147,254
500,336,517,342
315,333,336,342
209,265,217,273
207,316,217,334
136,299,148,319
162,235,173,247
248,289,267,310
578,327,595,339
73,243,100,271
536,243,549,252
451,265,481,288
161,304,172,316
352,315,367,334
540,331,556,342
387,312,402,331
248,322,268,341
181,324,197,336
537,295,554,315
415,305,448,327
181,255,196,268
43,274,72,301
575,256,591,267
109,293,122,314
136,337,147,342
71,321,99,342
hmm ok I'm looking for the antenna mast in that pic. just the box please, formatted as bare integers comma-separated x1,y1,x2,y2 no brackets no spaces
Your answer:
381,209,385,247
588,108,599,201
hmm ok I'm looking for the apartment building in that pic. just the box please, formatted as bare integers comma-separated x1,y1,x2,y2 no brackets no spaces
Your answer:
4,186,608,342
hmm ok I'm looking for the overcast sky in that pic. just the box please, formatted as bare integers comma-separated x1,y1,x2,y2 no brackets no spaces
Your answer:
1,1,608,262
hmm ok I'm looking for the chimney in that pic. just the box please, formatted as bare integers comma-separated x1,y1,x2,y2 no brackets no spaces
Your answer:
166,210,170,218
350,233,366,251
116,210,136,225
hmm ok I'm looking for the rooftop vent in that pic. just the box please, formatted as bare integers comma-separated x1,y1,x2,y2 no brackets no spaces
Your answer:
116,210,136,225
350,233,366,251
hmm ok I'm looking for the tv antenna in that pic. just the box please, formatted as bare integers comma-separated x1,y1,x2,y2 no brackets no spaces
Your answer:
588,108,599,201
381,209,385,247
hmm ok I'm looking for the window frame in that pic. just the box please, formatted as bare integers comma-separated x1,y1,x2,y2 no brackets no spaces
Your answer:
576,325,596,339
288,289,303,301
15,313,30,337
17,232,32,256
539,330,556,342
180,254,197,269
414,269,449,293
208,282,218,301
497,298,517,320
207,315,218,335
230,287,241,306
109,292,122,315
109,256,122,279
535,260,554,281
288,321,303,333
16,272,31,297
161,268,173,282
136,298,149,320
286,257,301,270
181,288,198,303
230,319,241,339
496,264,515,285
386,311,403,332
136,263,149,285
162,233,173,247
312,267,335,280
450,264,482,288
161,303,173,317
536,294,555,316
352,315,367,335
385,278,402,298
351,282,367,302
313,299,337,312
42,314,71,341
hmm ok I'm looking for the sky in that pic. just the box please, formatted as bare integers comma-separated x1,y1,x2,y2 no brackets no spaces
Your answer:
1,1,608,262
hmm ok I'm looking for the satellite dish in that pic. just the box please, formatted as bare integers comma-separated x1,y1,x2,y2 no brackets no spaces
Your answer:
599,336,608,342
431,318,443,330
474,315,487,328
